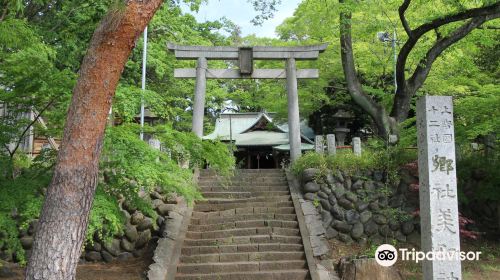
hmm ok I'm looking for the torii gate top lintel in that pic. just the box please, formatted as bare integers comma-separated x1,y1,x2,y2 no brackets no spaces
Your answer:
167,43,328,61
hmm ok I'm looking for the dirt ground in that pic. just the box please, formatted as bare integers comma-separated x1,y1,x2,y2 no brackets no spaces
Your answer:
3,238,499,279
2,259,149,280
329,238,500,280
1,242,155,280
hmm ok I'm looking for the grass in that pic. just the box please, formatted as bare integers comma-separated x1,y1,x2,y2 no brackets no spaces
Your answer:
329,238,500,280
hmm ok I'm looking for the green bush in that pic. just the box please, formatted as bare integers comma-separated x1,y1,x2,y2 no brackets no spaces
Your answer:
290,149,390,176
87,188,126,244
152,125,235,177
456,147,500,204
0,175,49,264
0,123,235,264
100,124,203,204
291,140,417,185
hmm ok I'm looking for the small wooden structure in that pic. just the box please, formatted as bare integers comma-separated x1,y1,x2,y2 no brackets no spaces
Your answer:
168,43,327,161
204,112,315,168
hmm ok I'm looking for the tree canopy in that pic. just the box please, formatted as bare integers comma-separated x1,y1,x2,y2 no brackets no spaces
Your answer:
0,0,498,277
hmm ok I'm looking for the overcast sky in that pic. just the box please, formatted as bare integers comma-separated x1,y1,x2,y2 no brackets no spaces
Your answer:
181,0,302,38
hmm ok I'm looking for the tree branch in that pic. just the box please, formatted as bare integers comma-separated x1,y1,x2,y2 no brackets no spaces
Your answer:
339,4,393,137
3,143,13,158
394,2,500,120
478,25,500,29
407,14,498,93
0,5,8,22
9,99,56,158
434,28,442,40
399,0,413,38
391,12,500,121
412,3,500,38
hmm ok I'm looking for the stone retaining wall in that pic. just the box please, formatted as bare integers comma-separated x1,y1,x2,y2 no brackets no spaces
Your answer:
2,188,178,264
299,167,421,246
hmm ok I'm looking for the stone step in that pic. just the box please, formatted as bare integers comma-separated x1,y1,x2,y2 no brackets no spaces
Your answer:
194,201,294,212
183,235,303,247
199,172,285,180
192,207,295,219
185,227,300,239
180,251,305,263
181,243,304,256
198,178,286,184
201,191,290,199
200,173,286,180
190,213,297,225
177,260,307,274
198,175,286,181
199,185,289,192
199,175,287,181
177,170,310,280
188,219,298,231
196,196,292,205
198,181,288,187
200,169,284,175
176,269,309,280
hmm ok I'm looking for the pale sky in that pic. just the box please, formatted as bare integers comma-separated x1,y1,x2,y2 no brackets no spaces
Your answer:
181,0,302,38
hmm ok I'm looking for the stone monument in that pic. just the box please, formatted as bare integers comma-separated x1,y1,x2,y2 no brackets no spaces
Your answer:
417,96,461,280
352,137,361,156
315,135,325,154
327,134,336,155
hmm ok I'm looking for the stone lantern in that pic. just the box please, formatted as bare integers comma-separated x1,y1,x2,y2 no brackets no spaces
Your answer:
332,110,354,146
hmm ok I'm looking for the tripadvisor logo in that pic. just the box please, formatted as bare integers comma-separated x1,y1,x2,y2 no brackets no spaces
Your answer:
375,244,398,267
374,244,482,266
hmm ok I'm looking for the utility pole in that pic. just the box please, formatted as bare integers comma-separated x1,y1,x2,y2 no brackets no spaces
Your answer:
140,26,148,140
392,29,397,94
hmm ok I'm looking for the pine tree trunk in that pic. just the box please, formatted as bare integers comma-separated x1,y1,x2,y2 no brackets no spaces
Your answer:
25,1,163,279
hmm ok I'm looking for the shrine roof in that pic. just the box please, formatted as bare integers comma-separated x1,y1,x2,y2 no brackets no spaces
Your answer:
203,112,314,146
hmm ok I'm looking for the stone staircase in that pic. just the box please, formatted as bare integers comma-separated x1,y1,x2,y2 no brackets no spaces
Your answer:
175,169,311,280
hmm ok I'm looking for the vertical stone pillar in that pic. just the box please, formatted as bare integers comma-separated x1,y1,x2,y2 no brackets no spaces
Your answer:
352,137,361,156
192,57,207,138
315,135,324,154
286,58,301,161
107,106,114,127
327,134,336,155
417,96,461,280
148,138,161,150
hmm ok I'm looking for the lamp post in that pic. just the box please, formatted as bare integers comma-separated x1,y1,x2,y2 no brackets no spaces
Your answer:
377,30,397,94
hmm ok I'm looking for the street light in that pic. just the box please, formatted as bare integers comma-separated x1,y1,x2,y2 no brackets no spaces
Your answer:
377,30,397,94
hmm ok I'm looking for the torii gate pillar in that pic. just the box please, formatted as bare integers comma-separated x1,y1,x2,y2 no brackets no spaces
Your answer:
286,58,301,161
192,57,207,137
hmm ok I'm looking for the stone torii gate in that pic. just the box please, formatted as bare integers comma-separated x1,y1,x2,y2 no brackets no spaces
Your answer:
168,43,327,161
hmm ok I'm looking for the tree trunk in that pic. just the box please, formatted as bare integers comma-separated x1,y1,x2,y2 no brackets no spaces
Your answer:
25,1,163,279
338,6,396,139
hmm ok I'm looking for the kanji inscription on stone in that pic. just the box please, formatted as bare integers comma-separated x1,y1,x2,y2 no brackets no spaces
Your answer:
417,96,462,280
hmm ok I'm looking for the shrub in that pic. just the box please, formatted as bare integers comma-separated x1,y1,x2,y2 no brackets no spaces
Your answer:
86,188,126,244
0,123,235,264
290,140,417,188
0,175,49,264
